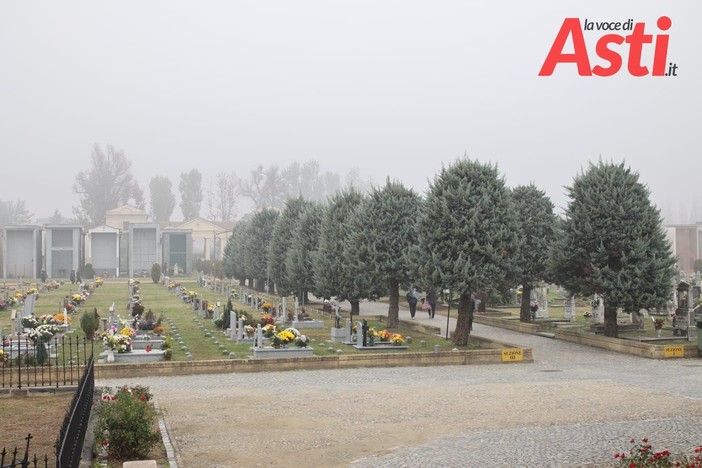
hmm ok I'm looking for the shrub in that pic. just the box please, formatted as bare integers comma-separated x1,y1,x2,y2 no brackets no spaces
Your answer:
95,386,161,461
82,263,96,279
150,263,161,284
80,309,100,340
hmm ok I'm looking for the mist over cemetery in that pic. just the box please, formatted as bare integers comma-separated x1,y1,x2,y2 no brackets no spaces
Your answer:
2,156,702,467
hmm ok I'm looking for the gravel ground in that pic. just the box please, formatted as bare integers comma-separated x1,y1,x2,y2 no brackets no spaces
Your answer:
97,302,702,467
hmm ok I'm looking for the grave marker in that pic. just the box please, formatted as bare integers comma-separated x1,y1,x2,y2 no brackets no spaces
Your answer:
563,295,575,321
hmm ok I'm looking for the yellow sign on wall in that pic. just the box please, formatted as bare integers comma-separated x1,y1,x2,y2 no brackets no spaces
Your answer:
663,346,685,358
501,349,524,362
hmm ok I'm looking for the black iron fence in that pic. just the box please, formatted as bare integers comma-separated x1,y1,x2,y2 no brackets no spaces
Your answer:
56,356,94,468
0,434,49,468
1,336,94,389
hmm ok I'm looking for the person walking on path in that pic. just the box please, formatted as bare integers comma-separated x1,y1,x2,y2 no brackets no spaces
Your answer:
406,286,420,319
425,288,438,319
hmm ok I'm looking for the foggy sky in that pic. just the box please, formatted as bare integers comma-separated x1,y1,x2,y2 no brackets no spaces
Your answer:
1,1,699,223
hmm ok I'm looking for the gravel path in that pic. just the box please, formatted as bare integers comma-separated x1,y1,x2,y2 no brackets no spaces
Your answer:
97,300,702,467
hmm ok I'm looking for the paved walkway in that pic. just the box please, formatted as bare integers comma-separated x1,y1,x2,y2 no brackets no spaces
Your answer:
97,299,702,467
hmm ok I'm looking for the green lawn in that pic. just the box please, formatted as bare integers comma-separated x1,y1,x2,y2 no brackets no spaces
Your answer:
1,277,478,363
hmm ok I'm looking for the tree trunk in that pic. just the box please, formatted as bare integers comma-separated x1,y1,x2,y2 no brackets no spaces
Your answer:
520,284,532,323
387,279,399,328
452,293,474,345
350,300,360,317
604,305,618,338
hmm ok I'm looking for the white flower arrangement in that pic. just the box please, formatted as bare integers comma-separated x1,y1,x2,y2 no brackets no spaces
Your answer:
27,324,59,344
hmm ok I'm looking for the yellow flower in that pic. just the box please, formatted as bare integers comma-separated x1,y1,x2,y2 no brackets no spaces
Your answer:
378,330,392,341
391,333,405,344
54,313,71,324
277,330,296,343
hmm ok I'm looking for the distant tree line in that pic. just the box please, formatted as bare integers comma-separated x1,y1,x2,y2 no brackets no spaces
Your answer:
67,143,368,227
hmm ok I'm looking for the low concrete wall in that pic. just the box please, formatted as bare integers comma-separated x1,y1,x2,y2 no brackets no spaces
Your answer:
95,345,533,380
555,329,699,359
473,314,542,334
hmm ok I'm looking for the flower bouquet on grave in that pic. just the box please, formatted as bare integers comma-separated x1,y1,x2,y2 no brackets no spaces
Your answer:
261,302,273,313
530,301,539,313
131,302,145,317
391,333,405,345
260,314,275,326
244,325,255,337
262,324,277,338
378,329,392,342
653,317,665,330
27,324,59,345
21,316,40,329
54,313,71,325
39,314,60,326
120,327,137,339
297,311,310,321
112,334,132,353
277,330,296,346
294,335,309,347
367,328,378,346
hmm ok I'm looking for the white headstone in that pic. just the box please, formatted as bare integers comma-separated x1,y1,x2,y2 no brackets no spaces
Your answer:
11,310,19,335
255,324,263,349
563,296,576,321
282,297,288,319
593,294,605,324
237,317,244,341
355,321,363,345
23,294,36,317
345,319,352,342
536,287,549,318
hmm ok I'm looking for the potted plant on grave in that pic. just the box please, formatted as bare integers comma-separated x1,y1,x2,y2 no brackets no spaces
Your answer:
271,335,283,349
652,317,665,337
367,328,378,346
27,324,59,365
